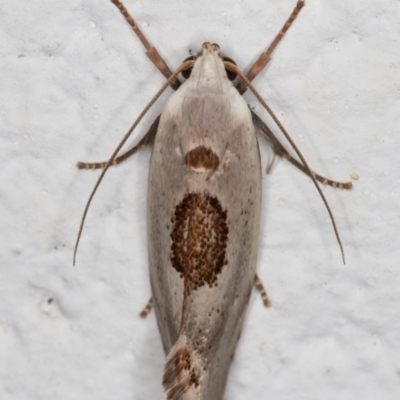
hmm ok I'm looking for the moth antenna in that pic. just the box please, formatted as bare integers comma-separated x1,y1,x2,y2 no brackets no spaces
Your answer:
252,109,353,190
73,60,195,266
225,61,346,264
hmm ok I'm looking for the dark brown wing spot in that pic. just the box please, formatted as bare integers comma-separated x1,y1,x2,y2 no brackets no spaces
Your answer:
170,193,228,296
185,146,219,172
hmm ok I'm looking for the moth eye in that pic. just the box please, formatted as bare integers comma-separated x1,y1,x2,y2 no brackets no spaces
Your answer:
222,56,238,81
181,56,196,79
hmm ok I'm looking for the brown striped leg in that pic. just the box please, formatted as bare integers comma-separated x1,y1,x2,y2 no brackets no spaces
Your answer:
237,0,305,94
76,115,159,170
139,297,153,318
252,110,353,190
110,0,181,90
255,274,271,308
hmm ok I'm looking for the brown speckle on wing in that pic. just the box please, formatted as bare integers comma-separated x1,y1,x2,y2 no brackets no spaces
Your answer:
163,344,199,400
170,192,228,297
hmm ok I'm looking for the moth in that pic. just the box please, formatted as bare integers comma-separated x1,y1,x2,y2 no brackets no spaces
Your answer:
74,1,352,398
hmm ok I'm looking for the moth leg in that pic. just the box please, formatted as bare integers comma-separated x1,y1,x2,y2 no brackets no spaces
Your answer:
237,0,305,94
266,154,277,174
252,110,353,190
76,115,159,170
110,0,181,90
139,297,153,319
254,274,271,308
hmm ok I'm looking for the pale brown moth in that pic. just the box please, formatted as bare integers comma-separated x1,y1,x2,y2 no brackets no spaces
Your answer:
74,1,352,398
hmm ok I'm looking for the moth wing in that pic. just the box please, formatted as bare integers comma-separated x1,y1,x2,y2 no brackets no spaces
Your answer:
148,80,262,399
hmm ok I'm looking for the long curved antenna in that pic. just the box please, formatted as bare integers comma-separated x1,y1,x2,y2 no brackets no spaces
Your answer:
73,60,194,266
225,61,346,264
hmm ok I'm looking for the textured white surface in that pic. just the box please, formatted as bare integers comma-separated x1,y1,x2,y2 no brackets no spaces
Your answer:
1,0,399,399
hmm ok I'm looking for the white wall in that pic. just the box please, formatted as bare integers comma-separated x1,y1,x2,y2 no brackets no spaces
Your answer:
1,0,399,399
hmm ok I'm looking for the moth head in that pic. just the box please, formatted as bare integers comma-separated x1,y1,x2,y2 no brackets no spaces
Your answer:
180,42,238,82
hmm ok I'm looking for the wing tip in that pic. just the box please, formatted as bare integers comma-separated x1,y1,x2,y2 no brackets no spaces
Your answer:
163,335,200,400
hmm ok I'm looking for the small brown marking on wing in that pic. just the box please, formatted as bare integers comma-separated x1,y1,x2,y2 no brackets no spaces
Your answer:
163,346,199,399
185,146,219,172
170,193,228,297
174,348,199,388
